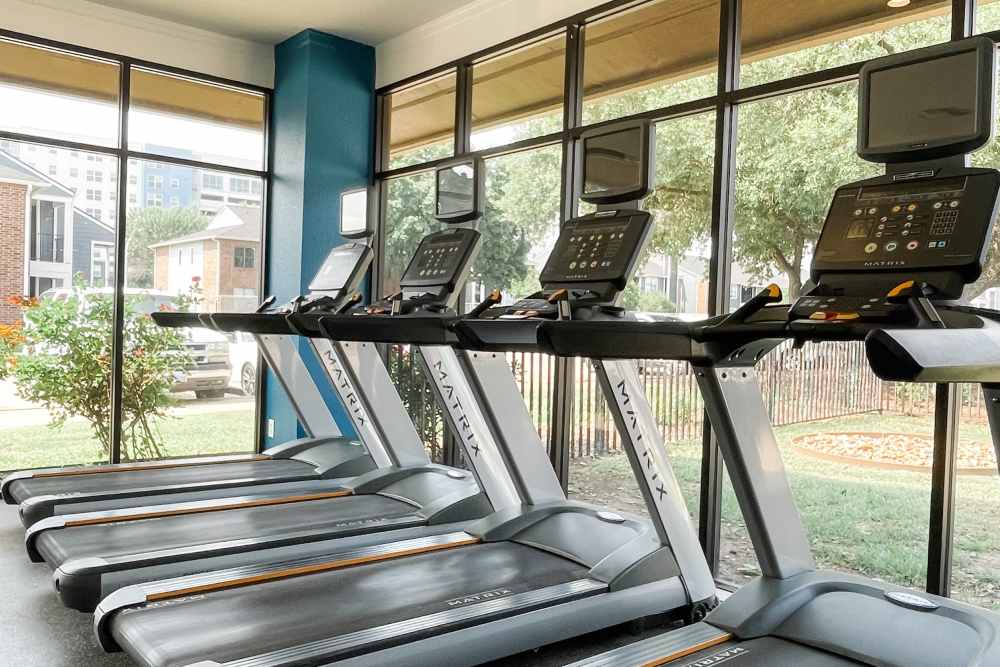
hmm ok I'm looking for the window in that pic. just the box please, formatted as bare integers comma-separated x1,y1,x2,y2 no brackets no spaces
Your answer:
387,71,457,169
128,173,137,185
170,178,180,189
740,0,950,88
47,164,57,176
28,276,61,297
86,208,102,220
250,180,262,195
582,0,719,125
91,243,113,288
69,167,78,178
127,192,137,204
234,246,256,268
0,38,119,146
470,35,565,151
86,189,102,202
147,174,164,189
381,171,439,293
229,177,250,193
169,196,180,206
30,200,65,262
129,67,266,170
86,169,102,183
146,193,164,207
202,172,224,189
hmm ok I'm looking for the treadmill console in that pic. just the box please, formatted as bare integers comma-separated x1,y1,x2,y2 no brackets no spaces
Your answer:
308,242,373,293
812,171,1000,282
539,210,653,290
399,227,480,291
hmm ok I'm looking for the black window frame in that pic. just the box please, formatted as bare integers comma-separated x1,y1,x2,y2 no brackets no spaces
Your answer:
372,0,986,599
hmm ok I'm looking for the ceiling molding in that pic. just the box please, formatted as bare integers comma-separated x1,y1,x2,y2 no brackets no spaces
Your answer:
375,0,608,88
2,0,274,87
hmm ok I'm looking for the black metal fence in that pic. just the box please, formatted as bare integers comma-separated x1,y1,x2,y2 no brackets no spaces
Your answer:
386,341,991,463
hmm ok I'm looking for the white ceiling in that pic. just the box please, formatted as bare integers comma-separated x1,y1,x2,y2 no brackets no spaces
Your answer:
86,0,477,45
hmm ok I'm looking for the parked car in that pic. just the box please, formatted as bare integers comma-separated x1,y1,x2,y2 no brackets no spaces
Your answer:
38,287,231,400
226,330,258,396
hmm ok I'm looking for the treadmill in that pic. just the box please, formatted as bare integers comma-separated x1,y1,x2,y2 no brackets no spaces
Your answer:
556,36,1000,667
90,121,716,667
2,195,382,528
25,165,505,612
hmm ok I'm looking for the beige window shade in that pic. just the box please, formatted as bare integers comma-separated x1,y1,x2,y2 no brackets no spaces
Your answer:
742,0,949,68
130,68,264,131
388,72,456,156
0,39,118,102
584,1,719,104
471,35,565,135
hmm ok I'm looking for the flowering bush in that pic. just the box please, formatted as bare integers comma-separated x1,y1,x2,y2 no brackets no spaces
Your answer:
1,284,190,461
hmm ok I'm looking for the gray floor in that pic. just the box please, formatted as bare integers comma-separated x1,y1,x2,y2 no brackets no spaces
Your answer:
0,503,668,666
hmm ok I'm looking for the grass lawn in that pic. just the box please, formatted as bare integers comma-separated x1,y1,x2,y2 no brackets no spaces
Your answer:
0,410,255,471
569,411,1000,611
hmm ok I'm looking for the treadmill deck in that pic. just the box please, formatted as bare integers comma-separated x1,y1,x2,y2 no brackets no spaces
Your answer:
110,541,598,667
36,494,417,567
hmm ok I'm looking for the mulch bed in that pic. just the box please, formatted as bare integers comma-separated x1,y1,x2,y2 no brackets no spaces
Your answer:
792,432,997,474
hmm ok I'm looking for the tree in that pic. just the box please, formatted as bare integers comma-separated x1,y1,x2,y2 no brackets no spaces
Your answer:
125,207,208,288
0,286,191,461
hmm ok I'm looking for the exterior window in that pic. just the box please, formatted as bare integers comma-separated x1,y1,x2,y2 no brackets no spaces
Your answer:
86,169,103,183
128,173,137,185
203,173,224,189
234,246,256,268
250,181,262,195
70,167,79,177
91,243,114,288
86,189,102,202
48,165,57,175
30,200,65,263
128,192,137,204
147,174,163,188
170,178,180,189
146,193,163,207
86,208,102,220
230,177,250,193
28,276,60,297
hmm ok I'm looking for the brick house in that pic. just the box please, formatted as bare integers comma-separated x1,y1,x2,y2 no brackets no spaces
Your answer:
150,205,260,312
0,150,115,324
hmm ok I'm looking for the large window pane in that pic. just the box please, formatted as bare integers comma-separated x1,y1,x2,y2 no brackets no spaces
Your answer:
470,36,565,151
129,68,266,171
0,38,120,147
726,82,933,587
387,72,457,170
954,384,1000,610
977,0,1000,33
569,115,714,523
733,83,879,305
740,0,950,88
381,171,439,295
582,0,719,125
124,160,261,459
0,142,116,469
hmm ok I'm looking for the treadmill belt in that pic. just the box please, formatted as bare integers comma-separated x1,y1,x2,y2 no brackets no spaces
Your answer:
36,494,417,567
111,542,595,667
6,458,316,503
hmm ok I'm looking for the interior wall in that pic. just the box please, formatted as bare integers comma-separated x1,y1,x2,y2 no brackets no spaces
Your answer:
0,0,273,88
375,0,610,88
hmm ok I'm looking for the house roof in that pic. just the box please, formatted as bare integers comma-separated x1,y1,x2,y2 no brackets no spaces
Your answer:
149,205,261,248
0,150,73,197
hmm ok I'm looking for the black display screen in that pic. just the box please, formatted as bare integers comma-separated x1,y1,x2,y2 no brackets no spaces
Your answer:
308,245,367,291
867,51,979,151
583,128,643,197
437,163,476,217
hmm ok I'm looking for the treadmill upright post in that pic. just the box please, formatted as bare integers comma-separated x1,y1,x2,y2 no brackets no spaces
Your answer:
255,333,344,439
459,350,567,506
696,364,814,580
417,345,523,512
594,358,717,603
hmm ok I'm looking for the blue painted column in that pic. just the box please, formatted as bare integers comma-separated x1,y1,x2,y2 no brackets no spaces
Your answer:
264,29,374,447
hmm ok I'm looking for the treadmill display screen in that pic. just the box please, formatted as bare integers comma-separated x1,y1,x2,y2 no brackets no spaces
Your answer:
866,51,979,152
583,128,643,198
540,212,651,288
399,227,479,289
308,244,368,292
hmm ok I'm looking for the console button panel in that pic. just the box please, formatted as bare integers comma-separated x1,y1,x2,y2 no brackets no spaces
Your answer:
540,210,652,288
812,171,1000,278
400,227,480,289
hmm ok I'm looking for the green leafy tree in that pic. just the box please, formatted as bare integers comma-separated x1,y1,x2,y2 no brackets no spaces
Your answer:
125,207,208,288
0,286,190,461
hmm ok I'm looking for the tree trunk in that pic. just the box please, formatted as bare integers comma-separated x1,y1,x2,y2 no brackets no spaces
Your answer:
786,270,802,300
